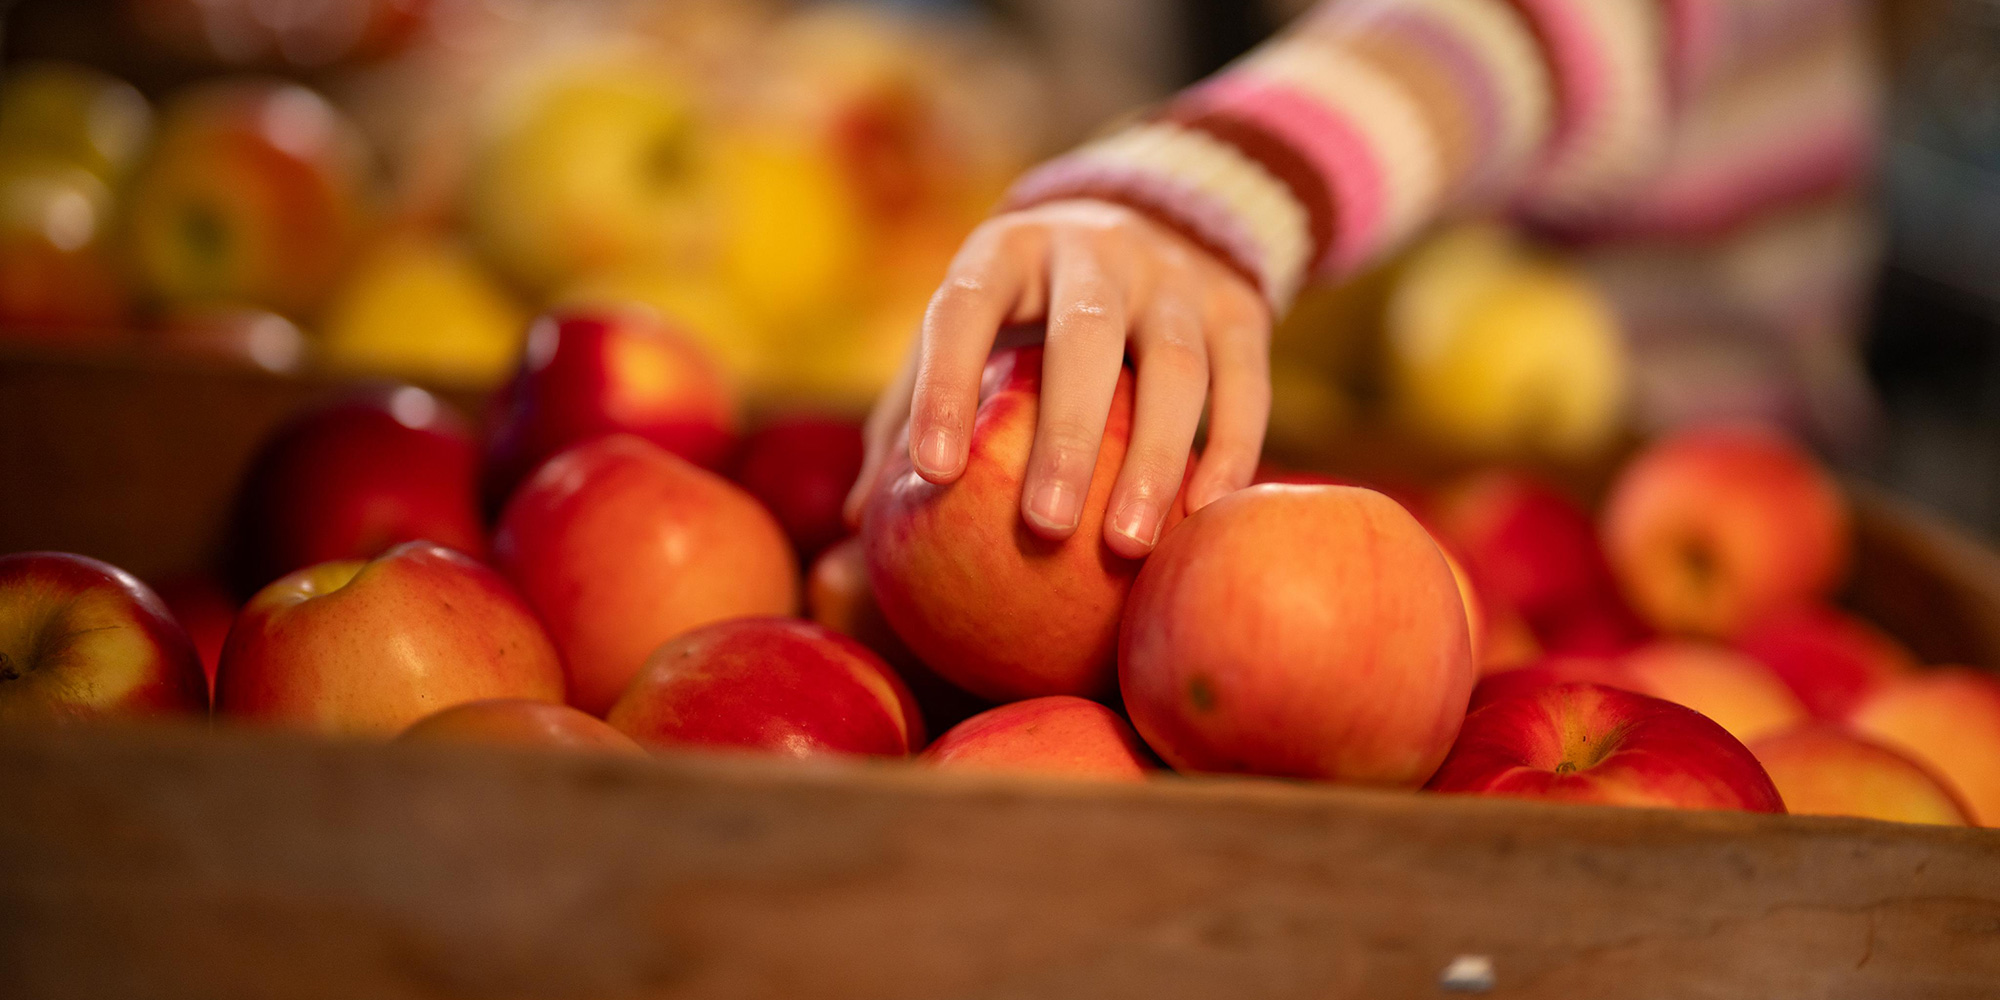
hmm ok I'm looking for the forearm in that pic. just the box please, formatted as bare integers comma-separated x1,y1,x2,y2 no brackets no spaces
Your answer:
1005,0,1876,314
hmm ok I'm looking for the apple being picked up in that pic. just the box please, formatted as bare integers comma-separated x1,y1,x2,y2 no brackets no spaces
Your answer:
1603,424,1849,638
0,552,207,722
402,699,646,757
227,385,485,596
1427,682,1784,813
494,434,797,716
925,696,1152,782
607,617,919,758
732,415,864,562
215,542,564,736
1120,484,1474,784
863,345,1186,702
482,307,739,509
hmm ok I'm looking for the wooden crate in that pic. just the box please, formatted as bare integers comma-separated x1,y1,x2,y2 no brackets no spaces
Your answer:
2,349,1999,997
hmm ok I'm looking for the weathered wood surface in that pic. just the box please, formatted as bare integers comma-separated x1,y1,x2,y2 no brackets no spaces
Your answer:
0,723,1996,1000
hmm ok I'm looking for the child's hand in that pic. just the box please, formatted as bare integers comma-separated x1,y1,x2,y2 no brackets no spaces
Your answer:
843,199,1272,558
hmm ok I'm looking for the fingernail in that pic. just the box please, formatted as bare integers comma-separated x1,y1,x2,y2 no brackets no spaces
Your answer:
915,429,959,478
1110,500,1161,549
1025,478,1082,532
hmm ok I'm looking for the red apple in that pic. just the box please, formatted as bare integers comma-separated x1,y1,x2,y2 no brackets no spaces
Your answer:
214,541,564,736
227,385,485,596
1427,682,1784,813
1618,640,1808,744
1603,424,1849,638
863,345,1186,702
1734,604,1916,719
1120,484,1473,783
0,552,207,721
606,617,920,758
150,573,237,694
925,696,1152,781
493,434,797,716
401,698,646,757
482,307,738,510
1748,723,1970,826
807,536,987,734
1847,668,2000,826
124,78,369,317
732,414,864,562
1431,470,1626,638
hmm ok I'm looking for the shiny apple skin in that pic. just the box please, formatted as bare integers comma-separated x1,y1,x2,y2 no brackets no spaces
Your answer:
493,434,798,716
1427,682,1785,813
0,552,207,722
606,617,920,758
215,541,565,737
925,696,1152,781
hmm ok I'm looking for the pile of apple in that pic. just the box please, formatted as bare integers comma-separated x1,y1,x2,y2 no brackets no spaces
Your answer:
0,5,1032,406
7,303,1998,830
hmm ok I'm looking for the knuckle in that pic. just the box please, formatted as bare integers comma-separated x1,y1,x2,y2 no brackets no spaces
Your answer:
1035,418,1104,466
1145,336,1207,382
1052,296,1115,331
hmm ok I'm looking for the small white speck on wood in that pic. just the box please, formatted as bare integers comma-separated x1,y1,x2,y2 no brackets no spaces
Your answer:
1439,954,1495,993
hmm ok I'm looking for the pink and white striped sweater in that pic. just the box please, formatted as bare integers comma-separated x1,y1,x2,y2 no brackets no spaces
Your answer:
1004,0,1880,316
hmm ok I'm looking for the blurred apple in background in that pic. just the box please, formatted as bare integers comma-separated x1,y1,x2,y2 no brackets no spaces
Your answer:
0,157,129,336
151,574,238,694
1427,682,1784,813
469,55,720,294
1386,224,1629,461
0,62,154,183
606,617,919,758
494,434,797,716
807,536,988,735
1603,424,1850,638
1431,469,1647,655
1615,640,1809,744
0,552,208,722
732,414,864,562
1120,484,1473,784
481,307,738,509
227,385,485,596
125,79,371,318
401,698,646,757
1735,603,1916,720
863,346,1181,703
1748,723,1970,826
216,542,564,737
318,231,526,385
925,696,1152,782
125,0,432,69
1847,668,2000,826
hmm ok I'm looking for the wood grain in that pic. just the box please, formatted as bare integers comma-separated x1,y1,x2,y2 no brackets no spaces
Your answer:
0,723,1996,1000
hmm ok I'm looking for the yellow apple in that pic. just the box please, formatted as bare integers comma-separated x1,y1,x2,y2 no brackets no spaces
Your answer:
318,233,528,385
1386,224,1629,460
470,57,718,293
0,62,153,183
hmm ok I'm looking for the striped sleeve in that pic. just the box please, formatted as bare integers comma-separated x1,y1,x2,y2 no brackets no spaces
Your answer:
1003,0,1873,314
